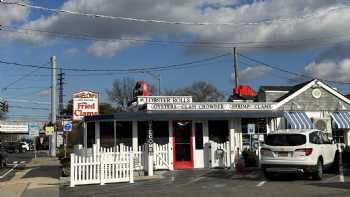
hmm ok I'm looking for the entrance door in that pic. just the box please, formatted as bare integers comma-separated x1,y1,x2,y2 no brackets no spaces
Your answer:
173,121,193,169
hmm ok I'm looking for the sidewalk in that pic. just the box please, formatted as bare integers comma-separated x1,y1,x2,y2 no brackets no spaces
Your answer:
0,157,61,197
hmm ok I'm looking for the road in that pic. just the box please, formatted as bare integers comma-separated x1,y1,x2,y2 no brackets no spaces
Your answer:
0,150,49,181
61,169,350,197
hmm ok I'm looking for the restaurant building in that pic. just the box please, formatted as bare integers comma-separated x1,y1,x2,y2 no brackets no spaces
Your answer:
81,79,350,171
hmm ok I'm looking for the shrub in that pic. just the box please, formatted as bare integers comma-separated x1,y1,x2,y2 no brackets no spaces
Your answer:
242,149,257,167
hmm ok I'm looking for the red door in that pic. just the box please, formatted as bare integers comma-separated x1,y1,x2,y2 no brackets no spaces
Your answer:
173,121,193,169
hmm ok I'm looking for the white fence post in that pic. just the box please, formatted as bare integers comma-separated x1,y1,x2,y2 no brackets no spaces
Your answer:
70,153,75,187
129,152,134,183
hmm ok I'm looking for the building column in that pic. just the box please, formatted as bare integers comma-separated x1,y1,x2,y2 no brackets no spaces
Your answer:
95,121,100,150
146,121,154,176
132,121,138,151
228,119,235,169
83,122,87,148
345,130,350,146
168,120,174,170
203,120,210,168
113,121,117,147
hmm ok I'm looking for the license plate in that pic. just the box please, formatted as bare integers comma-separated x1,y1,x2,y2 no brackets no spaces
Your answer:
278,152,288,157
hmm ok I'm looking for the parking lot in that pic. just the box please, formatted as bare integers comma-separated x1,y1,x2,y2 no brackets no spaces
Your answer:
61,169,350,197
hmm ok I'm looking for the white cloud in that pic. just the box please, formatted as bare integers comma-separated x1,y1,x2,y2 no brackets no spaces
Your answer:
304,59,350,82
37,89,51,97
5,0,350,56
0,1,29,25
87,39,139,57
234,65,272,82
65,48,79,55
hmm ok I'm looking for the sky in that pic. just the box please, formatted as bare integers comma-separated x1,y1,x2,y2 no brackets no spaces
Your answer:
1,0,350,120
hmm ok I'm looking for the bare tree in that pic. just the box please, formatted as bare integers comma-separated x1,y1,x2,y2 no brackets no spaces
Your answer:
107,77,157,110
163,81,225,102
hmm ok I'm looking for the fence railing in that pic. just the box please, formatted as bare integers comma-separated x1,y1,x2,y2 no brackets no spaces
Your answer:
70,144,134,187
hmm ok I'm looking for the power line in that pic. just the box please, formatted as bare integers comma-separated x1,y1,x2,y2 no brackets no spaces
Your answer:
3,25,350,49
10,105,50,111
2,1,350,26
237,53,350,85
0,53,230,72
1,67,43,91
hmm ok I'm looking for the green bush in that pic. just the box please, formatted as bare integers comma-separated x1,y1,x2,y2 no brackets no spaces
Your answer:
242,149,257,167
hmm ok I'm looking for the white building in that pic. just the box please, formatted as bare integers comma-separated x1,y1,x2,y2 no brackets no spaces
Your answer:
81,79,350,171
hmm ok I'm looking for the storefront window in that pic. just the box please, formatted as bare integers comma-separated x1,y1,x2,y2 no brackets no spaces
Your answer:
116,121,132,146
333,129,345,143
208,120,228,143
138,121,169,145
195,123,203,149
86,122,95,148
100,121,114,147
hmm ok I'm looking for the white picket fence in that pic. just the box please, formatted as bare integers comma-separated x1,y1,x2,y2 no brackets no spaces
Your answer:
70,144,134,187
133,143,170,170
71,143,170,187
209,141,230,168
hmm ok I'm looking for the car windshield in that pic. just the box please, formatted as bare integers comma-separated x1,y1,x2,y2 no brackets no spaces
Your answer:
265,134,306,146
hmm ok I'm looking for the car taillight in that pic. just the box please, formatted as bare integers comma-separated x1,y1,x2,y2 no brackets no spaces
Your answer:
260,148,272,156
295,148,313,156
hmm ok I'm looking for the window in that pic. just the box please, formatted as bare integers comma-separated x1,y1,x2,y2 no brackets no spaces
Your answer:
320,132,332,144
309,131,321,144
86,122,95,148
265,134,306,146
208,120,228,143
195,123,203,150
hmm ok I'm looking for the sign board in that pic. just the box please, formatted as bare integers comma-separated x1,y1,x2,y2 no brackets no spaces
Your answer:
247,124,256,135
63,122,72,133
63,120,73,133
45,126,54,135
146,102,274,111
29,124,40,136
138,96,192,105
73,91,99,121
0,124,28,134
148,122,153,153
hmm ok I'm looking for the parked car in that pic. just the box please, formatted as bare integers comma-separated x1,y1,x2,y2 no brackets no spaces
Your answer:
20,142,30,152
260,129,338,180
0,151,8,168
3,142,23,153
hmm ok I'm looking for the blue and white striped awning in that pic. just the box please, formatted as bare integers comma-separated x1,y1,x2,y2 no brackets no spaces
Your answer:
330,112,350,129
284,112,314,129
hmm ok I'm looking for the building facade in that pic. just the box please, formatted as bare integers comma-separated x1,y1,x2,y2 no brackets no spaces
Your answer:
81,79,350,170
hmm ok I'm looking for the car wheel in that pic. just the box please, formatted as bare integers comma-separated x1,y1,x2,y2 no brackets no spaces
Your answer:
264,170,274,180
312,159,323,180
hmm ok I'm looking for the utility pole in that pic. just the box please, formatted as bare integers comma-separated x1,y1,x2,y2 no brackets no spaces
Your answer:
58,69,64,119
233,47,239,89
50,56,57,157
58,69,66,157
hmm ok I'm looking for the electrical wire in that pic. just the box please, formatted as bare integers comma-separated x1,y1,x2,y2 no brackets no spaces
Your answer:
2,1,350,26
237,53,350,85
0,53,230,72
3,25,350,49
1,67,43,91
10,105,50,111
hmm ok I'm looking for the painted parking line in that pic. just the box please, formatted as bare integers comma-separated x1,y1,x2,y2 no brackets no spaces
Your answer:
256,181,266,187
0,164,18,179
20,161,26,164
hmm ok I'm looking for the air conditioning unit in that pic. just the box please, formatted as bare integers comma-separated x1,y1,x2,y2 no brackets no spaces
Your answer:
312,118,332,134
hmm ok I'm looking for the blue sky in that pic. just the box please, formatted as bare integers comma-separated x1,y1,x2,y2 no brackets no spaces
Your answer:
0,0,350,120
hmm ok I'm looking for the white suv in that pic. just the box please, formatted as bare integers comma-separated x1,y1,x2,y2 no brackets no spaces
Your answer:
260,129,338,180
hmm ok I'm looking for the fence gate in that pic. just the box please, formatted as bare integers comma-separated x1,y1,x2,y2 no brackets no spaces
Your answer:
70,146,134,187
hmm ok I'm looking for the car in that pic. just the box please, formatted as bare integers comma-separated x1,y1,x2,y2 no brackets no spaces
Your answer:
0,143,8,168
20,142,30,152
260,129,338,180
3,142,23,153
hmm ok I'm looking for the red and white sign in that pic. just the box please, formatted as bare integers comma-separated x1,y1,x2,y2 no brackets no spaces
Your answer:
73,91,99,121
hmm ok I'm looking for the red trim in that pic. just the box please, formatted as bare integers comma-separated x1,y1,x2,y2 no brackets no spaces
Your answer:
173,121,193,169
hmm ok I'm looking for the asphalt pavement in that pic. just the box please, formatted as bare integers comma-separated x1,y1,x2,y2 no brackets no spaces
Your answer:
61,169,350,197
